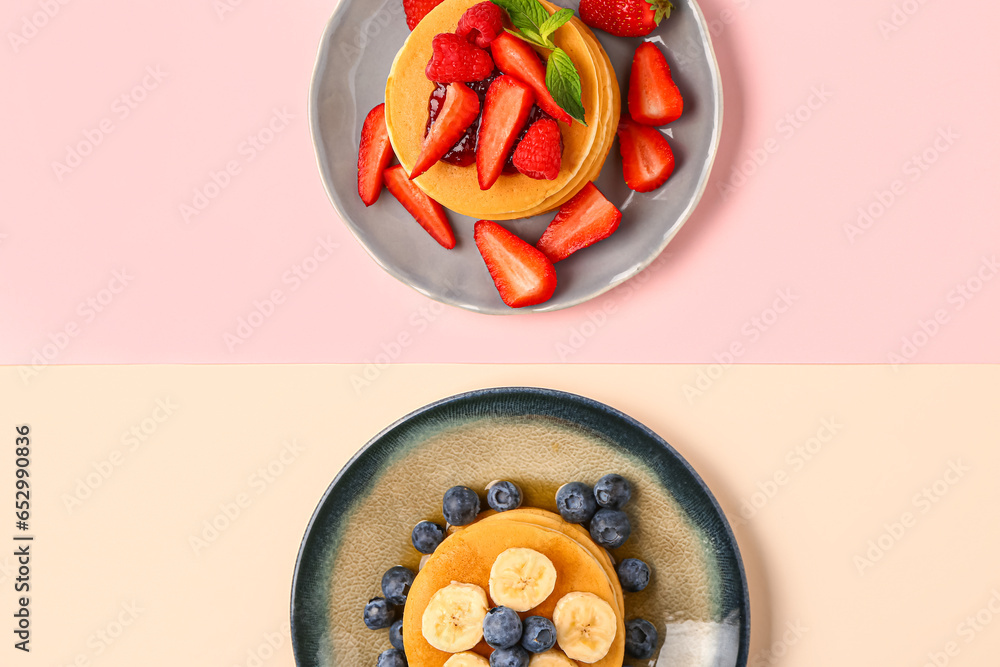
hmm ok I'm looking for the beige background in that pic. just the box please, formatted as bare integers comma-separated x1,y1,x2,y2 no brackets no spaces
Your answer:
2,364,998,666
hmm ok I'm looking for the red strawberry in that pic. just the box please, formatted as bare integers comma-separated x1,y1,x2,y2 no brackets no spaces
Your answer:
411,82,480,179
403,0,444,30
628,42,683,125
383,165,456,249
426,33,494,83
357,103,394,207
477,75,534,190
474,220,557,308
456,1,506,48
512,118,562,180
490,32,573,125
617,114,675,192
579,0,674,37
536,182,621,262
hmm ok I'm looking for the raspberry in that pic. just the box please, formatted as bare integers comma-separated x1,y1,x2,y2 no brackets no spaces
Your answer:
403,0,445,31
456,1,506,48
512,118,562,180
425,33,494,83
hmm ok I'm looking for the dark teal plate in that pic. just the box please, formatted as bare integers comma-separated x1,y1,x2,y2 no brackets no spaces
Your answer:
291,387,749,666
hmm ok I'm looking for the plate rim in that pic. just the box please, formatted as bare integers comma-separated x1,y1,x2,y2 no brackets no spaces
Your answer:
307,0,725,315
289,386,750,667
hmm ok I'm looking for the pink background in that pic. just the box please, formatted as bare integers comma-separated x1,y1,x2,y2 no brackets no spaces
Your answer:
2,0,998,365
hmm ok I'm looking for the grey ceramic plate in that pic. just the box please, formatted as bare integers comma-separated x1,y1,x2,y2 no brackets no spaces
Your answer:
291,387,749,666
310,1,722,314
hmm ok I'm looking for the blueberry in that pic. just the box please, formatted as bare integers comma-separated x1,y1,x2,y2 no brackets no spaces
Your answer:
489,645,529,667
616,558,650,593
483,605,523,649
556,482,598,524
389,619,404,650
377,648,408,667
589,508,631,548
487,481,523,512
624,618,658,659
412,520,446,554
381,566,415,606
519,616,556,653
443,486,481,526
363,597,397,630
594,474,632,509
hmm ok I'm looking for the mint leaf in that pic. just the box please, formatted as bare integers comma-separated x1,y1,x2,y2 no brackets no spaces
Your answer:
492,0,587,124
545,47,586,125
508,25,547,47
539,8,574,42
491,0,549,31
508,12,542,37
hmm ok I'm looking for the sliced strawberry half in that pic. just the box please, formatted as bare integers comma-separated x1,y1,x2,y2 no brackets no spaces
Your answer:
617,115,675,192
490,32,573,125
384,165,456,249
474,220,557,308
628,42,683,125
357,103,394,206
512,118,562,180
411,82,480,179
477,75,534,190
536,182,622,262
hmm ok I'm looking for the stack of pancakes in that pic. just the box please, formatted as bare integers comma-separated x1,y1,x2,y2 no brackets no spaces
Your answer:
403,508,626,666
385,0,621,221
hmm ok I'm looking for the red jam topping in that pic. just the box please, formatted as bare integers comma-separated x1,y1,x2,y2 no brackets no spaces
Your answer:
426,69,552,173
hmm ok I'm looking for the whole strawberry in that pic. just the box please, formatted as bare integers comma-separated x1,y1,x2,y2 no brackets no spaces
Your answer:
579,0,674,37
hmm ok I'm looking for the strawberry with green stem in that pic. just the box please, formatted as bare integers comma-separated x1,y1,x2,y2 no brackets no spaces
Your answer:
579,0,674,38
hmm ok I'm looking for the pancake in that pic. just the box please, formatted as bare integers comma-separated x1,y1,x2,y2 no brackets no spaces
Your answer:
474,508,625,616
454,507,624,615
403,518,626,667
385,0,615,220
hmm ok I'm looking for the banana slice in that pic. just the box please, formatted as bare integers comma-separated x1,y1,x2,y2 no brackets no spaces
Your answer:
529,648,578,666
421,582,489,652
444,652,491,667
552,592,617,663
489,547,558,612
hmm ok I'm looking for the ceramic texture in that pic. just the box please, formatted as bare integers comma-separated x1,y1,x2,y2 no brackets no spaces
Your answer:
310,1,723,313
290,388,748,666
